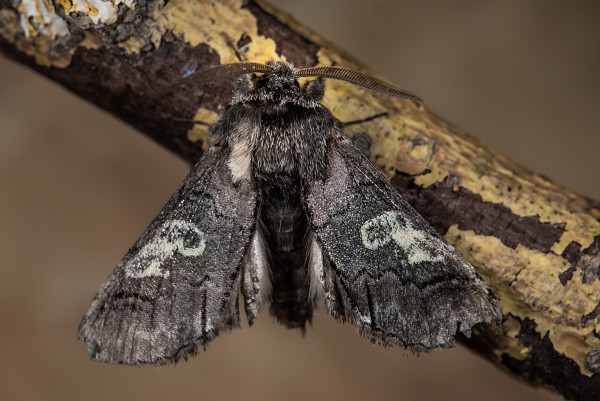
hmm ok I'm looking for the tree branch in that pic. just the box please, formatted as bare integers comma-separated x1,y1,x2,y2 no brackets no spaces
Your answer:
1,0,599,399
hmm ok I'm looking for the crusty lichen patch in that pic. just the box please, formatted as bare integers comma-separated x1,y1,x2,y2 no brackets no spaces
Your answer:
161,0,278,64
2,0,135,66
446,226,600,375
0,8,73,67
56,0,135,24
18,0,69,38
18,0,136,38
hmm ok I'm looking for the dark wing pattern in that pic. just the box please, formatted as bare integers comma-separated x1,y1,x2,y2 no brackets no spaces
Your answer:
304,135,501,352
78,144,257,364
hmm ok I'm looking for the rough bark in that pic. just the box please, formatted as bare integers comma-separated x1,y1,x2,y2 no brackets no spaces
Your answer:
1,1,599,399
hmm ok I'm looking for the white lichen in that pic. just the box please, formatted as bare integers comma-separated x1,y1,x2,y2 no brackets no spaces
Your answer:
18,0,137,38
60,0,136,25
19,0,69,38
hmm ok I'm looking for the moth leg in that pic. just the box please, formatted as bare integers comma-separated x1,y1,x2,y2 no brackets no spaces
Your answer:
341,112,388,127
220,32,246,62
170,117,212,127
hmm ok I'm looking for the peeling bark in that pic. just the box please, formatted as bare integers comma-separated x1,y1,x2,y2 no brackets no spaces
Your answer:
1,0,599,399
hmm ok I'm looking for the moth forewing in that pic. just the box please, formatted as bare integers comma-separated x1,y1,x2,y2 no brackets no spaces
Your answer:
303,137,501,350
77,146,258,364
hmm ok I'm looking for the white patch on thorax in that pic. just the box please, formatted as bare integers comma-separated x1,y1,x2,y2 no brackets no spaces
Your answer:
360,211,443,264
126,219,206,279
228,121,258,183
228,139,252,183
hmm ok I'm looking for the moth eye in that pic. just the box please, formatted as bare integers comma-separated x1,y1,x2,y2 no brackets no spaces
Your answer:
303,78,324,101
233,74,255,94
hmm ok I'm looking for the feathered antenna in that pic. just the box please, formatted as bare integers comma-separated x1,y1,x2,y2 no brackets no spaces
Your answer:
186,62,275,82
295,66,422,102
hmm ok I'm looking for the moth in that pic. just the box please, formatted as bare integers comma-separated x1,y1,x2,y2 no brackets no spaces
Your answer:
78,61,501,365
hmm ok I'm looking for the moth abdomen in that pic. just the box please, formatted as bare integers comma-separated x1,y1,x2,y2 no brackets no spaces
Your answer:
259,175,314,329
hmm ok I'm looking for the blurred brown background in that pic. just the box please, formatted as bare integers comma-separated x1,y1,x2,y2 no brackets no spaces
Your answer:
0,1,598,400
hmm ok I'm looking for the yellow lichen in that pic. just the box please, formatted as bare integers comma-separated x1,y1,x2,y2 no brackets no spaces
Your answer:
118,35,146,54
187,108,218,150
413,113,600,254
446,225,600,376
498,316,532,361
161,0,278,65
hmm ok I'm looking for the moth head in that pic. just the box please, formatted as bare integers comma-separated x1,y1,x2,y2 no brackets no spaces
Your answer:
262,61,299,93
229,62,301,97
190,61,422,105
